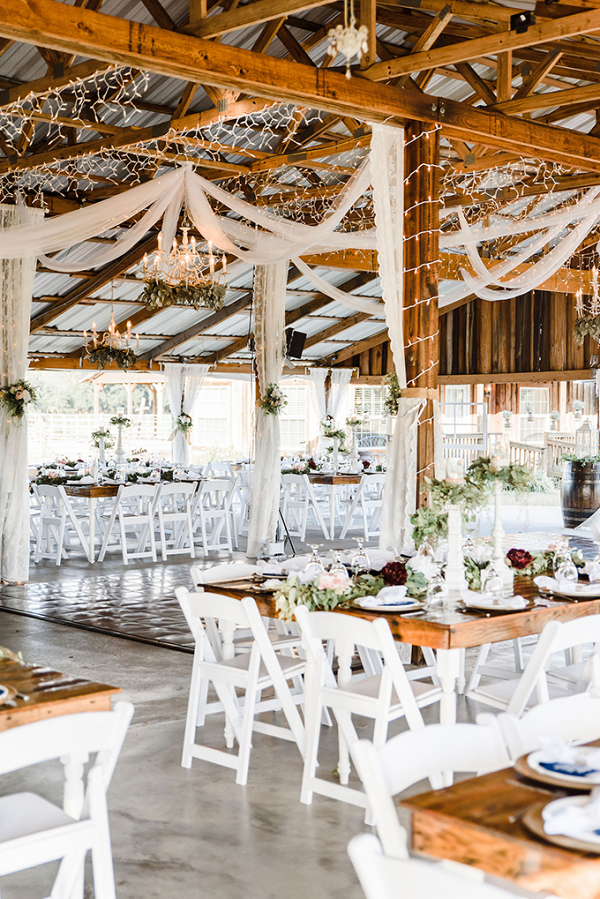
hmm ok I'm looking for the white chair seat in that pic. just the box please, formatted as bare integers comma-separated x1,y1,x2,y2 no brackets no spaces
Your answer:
214,650,304,682
471,676,572,709
336,673,441,706
0,793,75,842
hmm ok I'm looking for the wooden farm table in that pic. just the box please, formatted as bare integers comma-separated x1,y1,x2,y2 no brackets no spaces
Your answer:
401,761,600,899
64,484,119,563
0,656,120,816
306,473,362,540
210,577,600,728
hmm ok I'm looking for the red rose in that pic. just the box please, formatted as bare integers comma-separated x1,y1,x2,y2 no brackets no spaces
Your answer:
381,561,408,586
308,459,317,470
506,548,534,570
362,460,371,469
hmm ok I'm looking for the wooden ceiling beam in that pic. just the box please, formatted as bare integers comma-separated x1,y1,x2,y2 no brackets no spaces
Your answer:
0,59,108,107
4,0,600,171
494,79,600,115
184,0,331,39
363,7,600,81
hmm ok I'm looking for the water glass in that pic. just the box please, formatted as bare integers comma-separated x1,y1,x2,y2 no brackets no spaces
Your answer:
426,573,447,608
351,538,370,575
305,544,325,581
329,551,350,582
556,552,579,583
483,565,504,604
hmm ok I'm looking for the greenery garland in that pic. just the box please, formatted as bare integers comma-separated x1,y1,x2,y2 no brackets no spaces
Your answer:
321,414,346,441
383,372,401,416
35,473,79,487
140,279,226,312
574,315,600,345
0,379,37,420
274,573,384,621
260,383,287,415
87,345,137,371
562,453,600,466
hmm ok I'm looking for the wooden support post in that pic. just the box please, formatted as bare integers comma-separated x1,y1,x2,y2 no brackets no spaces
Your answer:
403,121,440,505
360,0,376,68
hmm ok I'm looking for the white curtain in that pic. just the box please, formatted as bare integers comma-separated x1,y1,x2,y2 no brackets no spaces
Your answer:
247,262,287,559
327,368,353,421
0,204,42,583
379,399,424,552
308,367,327,421
163,363,209,465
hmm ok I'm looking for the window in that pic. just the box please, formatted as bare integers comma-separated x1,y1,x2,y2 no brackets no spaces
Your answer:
519,386,549,442
443,385,471,421
195,385,231,445
354,386,387,439
280,384,307,451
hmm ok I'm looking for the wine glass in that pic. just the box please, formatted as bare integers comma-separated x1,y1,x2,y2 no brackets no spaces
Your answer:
351,538,370,576
329,550,350,582
483,564,504,604
556,551,579,584
426,572,447,608
305,544,325,581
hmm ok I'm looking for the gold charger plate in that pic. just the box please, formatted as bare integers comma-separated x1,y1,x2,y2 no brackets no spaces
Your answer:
514,753,594,792
522,801,600,855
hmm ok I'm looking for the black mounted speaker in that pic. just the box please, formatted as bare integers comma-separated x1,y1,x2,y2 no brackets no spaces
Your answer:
510,10,535,32
286,328,307,359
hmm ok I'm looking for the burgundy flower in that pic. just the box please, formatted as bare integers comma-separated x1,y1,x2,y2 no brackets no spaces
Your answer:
308,459,317,470
506,548,534,570
362,460,371,469
381,561,408,586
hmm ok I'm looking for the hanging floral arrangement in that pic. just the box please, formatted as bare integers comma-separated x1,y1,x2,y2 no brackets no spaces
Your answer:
0,379,37,421
87,345,137,371
110,415,131,428
383,372,401,416
260,384,287,415
141,279,226,312
91,428,114,450
175,413,193,433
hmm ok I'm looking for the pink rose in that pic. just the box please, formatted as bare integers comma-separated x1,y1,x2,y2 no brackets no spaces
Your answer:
317,571,350,595
15,390,23,400
48,470,58,479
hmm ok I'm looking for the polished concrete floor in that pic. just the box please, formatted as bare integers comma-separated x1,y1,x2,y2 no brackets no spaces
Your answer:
0,594,524,899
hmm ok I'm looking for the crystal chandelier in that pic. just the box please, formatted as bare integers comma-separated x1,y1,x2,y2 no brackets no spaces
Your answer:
141,212,227,312
84,301,138,371
574,262,600,345
327,0,369,79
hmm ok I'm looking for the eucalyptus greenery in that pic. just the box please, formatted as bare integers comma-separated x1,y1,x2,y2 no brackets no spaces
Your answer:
274,573,385,621
574,315,600,345
91,428,114,450
321,415,346,441
383,372,401,416
141,278,226,312
87,345,137,371
561,453,600,465
109,415,131,428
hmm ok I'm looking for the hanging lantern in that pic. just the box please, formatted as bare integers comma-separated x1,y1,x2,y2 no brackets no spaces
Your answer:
575,420,599,458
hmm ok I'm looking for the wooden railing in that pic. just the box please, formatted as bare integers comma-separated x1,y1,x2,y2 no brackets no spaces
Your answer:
443,434,486,468
544,433,575,478
508,441,547,472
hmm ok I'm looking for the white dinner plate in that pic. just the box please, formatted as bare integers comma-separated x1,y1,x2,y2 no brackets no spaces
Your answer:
354,598,425,613
542,795,600,846
527,748,600,786
463,598,531,612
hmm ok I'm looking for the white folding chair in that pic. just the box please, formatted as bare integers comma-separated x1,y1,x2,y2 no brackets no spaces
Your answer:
340,473,385,540
156,481,196,561
348,834,542,899
191,479,234,555
280,473,329,541
0,701,134,899
295,606,442,810
351,721,510,858
176,587,306,785
33,484,92,565
481,693,600,762
98,484,159,564
467,615,600,715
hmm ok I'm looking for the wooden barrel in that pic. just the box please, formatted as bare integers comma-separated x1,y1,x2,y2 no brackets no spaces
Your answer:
561,460,600,528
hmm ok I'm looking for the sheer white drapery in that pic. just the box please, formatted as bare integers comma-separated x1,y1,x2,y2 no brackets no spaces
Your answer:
327,368,353,421
0,204,42,583
163,363,209,465
379,399,424,552
247,262,287,559
293,259,383,315
371,125,417,550
308,367,327,421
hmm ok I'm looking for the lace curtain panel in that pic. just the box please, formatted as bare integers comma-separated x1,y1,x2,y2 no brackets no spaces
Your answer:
379,398,424,552
0,204,42,583
247,262,287,559
327,369,353,421
163,363,209,465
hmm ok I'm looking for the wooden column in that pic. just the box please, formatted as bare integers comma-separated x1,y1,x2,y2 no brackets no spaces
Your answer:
403,121,440,504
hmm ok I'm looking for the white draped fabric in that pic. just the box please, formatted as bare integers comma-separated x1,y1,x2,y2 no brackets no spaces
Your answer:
307,367,327,423
0,204,42,583
371,125,417,551
163,363,209,465
327,368,353,421
247,262,287,559
293,259,383,315
379,399,424,552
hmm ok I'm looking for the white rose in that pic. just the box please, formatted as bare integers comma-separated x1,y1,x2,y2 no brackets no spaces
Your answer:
407,555,438,580
469,544,493,564
22,390,30,402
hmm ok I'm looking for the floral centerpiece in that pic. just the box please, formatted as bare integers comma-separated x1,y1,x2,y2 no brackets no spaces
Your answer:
383,372,401,416
260,383,287,415
281,458,319,475
109,415,131,428
91,428,114,450
0,379,37,421
321,414,346,442
346,415,362,428
274,572,384,621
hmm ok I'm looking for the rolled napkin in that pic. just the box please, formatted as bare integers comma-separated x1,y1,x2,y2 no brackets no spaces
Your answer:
543,790,600,837
584,560,600,583
537,735,600,773
355,585,413,609
461,590,527,610
263,578,285,590
200,563,259,584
